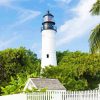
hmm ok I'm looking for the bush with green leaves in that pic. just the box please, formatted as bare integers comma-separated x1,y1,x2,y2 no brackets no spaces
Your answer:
0,47,40,95
42,51,100,90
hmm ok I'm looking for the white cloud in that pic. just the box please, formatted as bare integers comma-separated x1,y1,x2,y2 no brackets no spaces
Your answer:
0,0,28,6
18,10,40,24
0,0,12,6
0,34,20,50
9,7,41,28
0,0,24,6
57,0,100,47
0,0,41,50
50,0,72,8
54,0,72,4
2,3,41,28
0,0,41,27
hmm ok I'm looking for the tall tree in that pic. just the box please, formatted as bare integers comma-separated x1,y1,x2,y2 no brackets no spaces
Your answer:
42,51,100,90
89,0,100,53
90,0,100,15
0,47,41,95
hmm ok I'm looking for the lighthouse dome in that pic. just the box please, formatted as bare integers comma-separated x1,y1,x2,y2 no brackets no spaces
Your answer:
41,11,56,31
43,11,54,22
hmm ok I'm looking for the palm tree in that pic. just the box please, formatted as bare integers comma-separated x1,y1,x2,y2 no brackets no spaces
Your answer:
89,0,100,54
90,0,100,15
89,24,100,53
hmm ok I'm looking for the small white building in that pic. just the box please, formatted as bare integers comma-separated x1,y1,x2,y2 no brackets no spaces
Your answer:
24,78,66,91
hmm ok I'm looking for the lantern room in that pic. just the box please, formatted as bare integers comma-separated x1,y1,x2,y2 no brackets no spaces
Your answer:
41,11,57,31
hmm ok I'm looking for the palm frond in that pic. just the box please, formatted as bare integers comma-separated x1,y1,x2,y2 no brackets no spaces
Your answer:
90,0,100,15
89,24,100,54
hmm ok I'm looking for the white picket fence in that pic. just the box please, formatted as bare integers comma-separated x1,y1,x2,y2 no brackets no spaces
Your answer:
27,90,100,100
0,90,100,100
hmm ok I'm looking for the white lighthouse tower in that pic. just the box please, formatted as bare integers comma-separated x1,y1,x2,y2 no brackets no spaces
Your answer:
41,11,57,68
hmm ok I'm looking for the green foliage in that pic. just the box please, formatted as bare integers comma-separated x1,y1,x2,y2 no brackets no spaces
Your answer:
1,75,26,95
0,47,40,95
1,48,100,94
89,0,100,54
24,87,47,93
90,0,100,15
56,51,64,64
42,51,100,91
89,24,100,54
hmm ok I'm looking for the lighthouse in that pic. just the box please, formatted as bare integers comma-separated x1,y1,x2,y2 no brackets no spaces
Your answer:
41,11,57,68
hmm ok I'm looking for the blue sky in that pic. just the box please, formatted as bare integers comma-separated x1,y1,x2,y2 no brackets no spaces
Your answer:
0,0,100,58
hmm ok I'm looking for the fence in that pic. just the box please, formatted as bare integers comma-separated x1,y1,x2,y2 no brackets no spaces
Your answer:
0,90,100,100
27,90,100,100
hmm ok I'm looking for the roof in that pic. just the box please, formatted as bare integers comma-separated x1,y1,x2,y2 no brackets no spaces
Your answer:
24,78,66,90
43,11,54,17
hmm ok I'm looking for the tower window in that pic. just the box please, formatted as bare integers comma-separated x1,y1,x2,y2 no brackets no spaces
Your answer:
47,54,49,58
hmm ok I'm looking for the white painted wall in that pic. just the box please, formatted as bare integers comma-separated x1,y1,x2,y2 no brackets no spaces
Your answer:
0,94,26,100
41,29,57,68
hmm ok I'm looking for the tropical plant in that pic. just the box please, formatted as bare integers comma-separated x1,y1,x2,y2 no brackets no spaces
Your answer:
89,0,100,53
90,0,100,15
89,24,100,53
1,75,26,95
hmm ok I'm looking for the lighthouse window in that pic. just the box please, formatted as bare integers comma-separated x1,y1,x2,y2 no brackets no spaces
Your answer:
44,16,53,22
47,54,49,58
